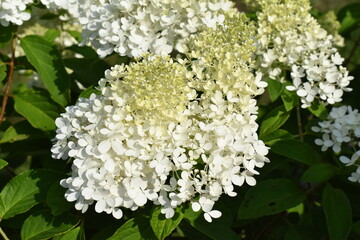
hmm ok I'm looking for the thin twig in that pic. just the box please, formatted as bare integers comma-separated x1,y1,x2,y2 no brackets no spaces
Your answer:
0,227,10,240
344,32,360,67
0,36,16,123
296,105,304,141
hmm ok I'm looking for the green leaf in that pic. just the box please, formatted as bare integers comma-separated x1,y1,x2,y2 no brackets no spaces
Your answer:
64,58,109,87
308,102,328,120
66,45,98,59
0,121,44,144
184,206,239,240
0,169,65,219
0,159,8,170
43,29,61,44
281,89,299,111
285,225,302,240
78,86,101,99
323,185,352,240
53,227,85,240
0,24,17,48
21,210,80,240
260,105,291,137
237,179,306,220
270,139,321,165
338,3,360,34
0,60,6,83
150,206,184,240
14,90,60,132
46,183,73,216
267,79,284,102
107,218,156,240
260,129,294,145
20,35,70,106
352,221,360,236
301,163,337,183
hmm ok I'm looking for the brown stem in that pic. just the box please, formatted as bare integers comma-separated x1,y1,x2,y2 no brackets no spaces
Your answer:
0,36,16,123
0,227,9,240
296,105,304,141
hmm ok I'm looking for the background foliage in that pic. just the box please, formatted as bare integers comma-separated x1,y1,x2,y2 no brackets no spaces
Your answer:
1,0,360,239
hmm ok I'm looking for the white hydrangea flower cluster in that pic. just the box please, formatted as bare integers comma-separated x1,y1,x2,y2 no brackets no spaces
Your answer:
312,106,360,183
318,11,345,48
255,0,353,108
0,0,33,26
51,15,269,222
44,0,236,57
0,0,87,27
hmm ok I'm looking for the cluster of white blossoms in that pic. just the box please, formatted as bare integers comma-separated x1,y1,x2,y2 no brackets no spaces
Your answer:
254,0,353,108
0,0,33,26
52,14,269,222
312,106,360,183
41,0,237,57
0,0,85,27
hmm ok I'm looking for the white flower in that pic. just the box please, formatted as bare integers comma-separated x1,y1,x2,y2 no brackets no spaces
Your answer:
52,15,269,222
256,0,353,108
313,105,360,183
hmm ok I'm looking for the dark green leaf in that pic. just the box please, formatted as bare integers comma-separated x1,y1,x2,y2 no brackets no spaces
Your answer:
0,121,44,144
150,206,184,240
352,221,360,236
238,179,306,220
281,89,299,111
285,225,302,240
0,24,17,48
53,227,85,240
107,218,156,240
308,102,328,120
270,139,321,165
338,3,360,34
301,164,337,183
20,35,70,106
260,129,294,145
14,90,60,132
64,58,109,87
267,79,284,102
323,185,352,240
46,183,73,216
260,105,291,137
0,159,8,170
184,206,239,240
78,86,101,99
0,169,65,219
66,45,98,59
21,210,80,240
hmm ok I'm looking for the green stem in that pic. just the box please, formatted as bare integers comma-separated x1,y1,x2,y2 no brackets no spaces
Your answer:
0,227,9,240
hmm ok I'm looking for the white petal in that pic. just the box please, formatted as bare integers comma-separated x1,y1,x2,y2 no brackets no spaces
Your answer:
246,176,256,186
95,199,106,213
209,210,222,219
192,202,201,212
112,208,123,219
204,212,212,222
98,140,111,154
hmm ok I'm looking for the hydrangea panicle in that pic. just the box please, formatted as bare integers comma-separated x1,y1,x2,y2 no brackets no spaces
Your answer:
253,0,353,108
52,14,269,222
312,106,360,183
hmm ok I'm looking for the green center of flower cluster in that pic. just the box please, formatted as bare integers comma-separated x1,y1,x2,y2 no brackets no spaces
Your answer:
121,55,194,124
